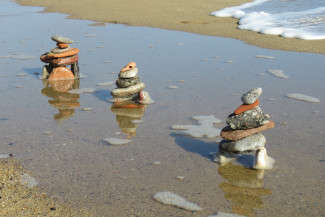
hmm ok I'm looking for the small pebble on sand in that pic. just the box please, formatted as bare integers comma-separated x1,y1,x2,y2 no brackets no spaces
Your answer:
81,107,94,111
153,161,161,165
168,86,178,89
17,73,28,77
43,131,53,135
256,55,275,59
176,176,185,180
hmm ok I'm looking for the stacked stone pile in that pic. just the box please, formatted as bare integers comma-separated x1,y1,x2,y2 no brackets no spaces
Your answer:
40,35,79,80
111,62,146,102
218,87,275,169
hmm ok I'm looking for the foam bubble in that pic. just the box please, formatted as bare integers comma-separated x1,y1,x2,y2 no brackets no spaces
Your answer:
286,93,320,103
103,138,132,146
153,191,202,211
20,173,38,188
171,115,222,138
268,69,289,78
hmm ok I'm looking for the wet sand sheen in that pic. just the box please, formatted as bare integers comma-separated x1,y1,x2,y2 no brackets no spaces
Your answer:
1,1,325,217
16,0,325,55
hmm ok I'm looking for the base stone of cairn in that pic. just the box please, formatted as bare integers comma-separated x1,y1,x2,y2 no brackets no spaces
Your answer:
215,87,275,170
111,62,154,104
40,35,79,80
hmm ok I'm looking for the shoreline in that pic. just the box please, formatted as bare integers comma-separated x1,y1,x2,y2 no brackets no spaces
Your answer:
16,0,325,55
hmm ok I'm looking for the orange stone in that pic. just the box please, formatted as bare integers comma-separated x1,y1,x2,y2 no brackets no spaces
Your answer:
56,42,70,49
47,48,79,58
234,99,260,115
48,67,74,81
48,79,75,92
120,62,136,72
50,55,79,66
220,121,275,141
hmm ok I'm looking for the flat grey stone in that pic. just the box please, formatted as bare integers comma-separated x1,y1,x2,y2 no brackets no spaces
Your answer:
241,87,262,104
51,47,71,54
116,76,140,88
118,67,138,78
226,106,270,130
51,35,74,44
219,133,266,154
111,82,145,97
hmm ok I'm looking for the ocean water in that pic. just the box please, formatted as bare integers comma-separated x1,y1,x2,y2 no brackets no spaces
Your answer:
211,0,325,40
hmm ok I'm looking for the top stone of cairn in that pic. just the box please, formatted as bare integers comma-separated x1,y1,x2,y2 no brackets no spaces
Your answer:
51,35,74,44
241,87,262,104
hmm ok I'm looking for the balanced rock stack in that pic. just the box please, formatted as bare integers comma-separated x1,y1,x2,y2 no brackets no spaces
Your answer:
111,62,146,103
40,35,79,80
218,87,275,170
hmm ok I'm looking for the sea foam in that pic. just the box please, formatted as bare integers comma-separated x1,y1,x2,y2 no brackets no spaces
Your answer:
211,0,325,40
153,191,202,211
171,115,222,138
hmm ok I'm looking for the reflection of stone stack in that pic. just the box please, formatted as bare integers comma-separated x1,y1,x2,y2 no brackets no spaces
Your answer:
111,100,147,138
40,35,79,80
111,62,145,101
218,88,275,169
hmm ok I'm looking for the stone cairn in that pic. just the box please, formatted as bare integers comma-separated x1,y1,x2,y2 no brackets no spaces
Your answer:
111,62,153,104
40,35,79,80
217,87,275,170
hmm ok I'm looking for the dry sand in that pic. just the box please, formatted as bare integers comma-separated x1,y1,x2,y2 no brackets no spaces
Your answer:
0,157,92,216
17,0,325,55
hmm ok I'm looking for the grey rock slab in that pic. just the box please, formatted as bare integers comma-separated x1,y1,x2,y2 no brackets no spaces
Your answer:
241,87,262,104
51,47,71,54
118,67,138,78
51,35,74,44
226,106,270,130
219,133,266,154
111,82,145,97
116,76,140,88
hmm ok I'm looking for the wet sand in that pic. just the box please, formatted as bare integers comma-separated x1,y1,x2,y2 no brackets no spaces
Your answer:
1,1,325,217
17,0,325,55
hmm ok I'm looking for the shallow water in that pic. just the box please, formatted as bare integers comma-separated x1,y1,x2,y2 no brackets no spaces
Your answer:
1,0,325,216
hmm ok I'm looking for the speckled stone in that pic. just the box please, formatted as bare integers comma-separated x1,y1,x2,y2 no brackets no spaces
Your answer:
111,82,145,97
219,133,266,154
51,47,71,54
118,67,138,78
241,87,262,104
116,76,140,88
51,35,74,44
226,106,270,130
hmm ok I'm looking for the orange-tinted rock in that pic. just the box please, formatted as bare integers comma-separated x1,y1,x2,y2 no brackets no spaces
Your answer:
120,62,136,72
40,53,54,63
220,121,275,141
48,67,74,81
234,99,260,115
56,42,70,49
48,79,75,92
49,55,79,67
47,48,79,58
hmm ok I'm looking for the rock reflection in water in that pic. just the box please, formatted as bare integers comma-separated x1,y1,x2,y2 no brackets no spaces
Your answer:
41,79,81,121
111,100,147,139
218,163,271,217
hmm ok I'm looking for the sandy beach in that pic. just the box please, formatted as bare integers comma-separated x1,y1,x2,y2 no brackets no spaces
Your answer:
1,0,324,216
17,0,325,54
